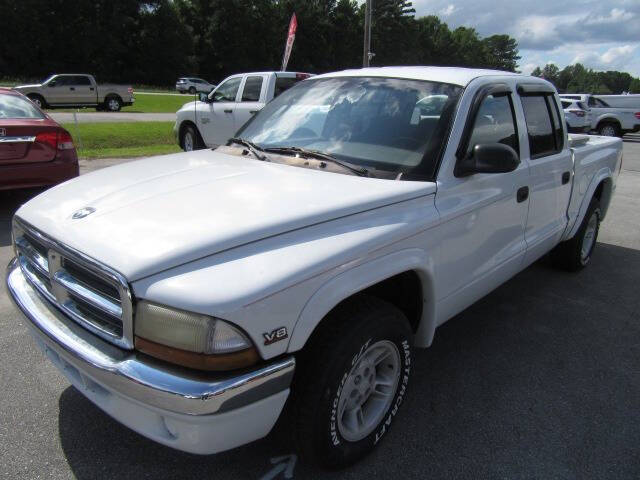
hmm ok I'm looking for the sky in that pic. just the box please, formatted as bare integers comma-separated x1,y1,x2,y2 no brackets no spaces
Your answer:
398,0,640,76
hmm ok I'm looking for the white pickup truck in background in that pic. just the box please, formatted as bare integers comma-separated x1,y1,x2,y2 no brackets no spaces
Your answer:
8,67,622,469
560,93,640,136
174,71,312,150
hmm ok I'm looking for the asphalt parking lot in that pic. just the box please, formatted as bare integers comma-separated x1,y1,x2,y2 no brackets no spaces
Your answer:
1,137,639,479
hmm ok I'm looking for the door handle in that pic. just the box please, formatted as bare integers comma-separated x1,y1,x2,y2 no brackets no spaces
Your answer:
69,87,75,91
517,186,529,203
249,110,258,114
224,109,233,113
90,87,94,91
562,171,571,184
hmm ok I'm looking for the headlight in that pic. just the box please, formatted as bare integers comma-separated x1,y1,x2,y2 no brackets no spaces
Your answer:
134,301,258,371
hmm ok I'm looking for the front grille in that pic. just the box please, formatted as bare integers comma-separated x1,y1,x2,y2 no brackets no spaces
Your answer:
13,218,134,349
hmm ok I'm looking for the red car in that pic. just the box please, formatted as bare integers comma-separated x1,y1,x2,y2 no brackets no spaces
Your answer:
0,88,78,190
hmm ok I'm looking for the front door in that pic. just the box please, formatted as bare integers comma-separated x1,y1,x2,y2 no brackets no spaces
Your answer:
435,84,530,321
199,76,242,147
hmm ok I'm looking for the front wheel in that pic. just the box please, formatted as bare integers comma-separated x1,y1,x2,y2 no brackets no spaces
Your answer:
188,86,196,95
551,198,601,271
28,94,45,109
291,296,412,468
180,124,201,151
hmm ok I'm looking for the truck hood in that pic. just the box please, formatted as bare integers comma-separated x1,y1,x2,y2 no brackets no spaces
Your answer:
16,149,435,280
13,84,42,90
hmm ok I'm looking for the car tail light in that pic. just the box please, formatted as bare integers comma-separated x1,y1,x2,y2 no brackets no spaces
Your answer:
296,73,311,80
128,87,134,94
57,130,75,150
635,112,640,120
35,130,75,151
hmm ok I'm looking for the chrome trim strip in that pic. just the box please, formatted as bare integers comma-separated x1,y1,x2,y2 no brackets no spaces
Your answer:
52,269,123,318
7,258,295,415
15,237,49,276
0,135,36,143
13,218,134,349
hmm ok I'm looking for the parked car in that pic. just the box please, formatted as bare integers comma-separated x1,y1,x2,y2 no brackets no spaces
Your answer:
561,99,591,133
13,74,134,112
175,77,216,94
174,71,312,150
560,93,640,136
0,88,78,190
7,67,622,469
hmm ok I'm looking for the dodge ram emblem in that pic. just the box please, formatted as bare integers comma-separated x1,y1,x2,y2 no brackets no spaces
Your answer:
72,207,96,219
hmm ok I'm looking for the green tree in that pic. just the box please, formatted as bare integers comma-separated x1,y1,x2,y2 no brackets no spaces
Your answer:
481,35,520,71
629,78,640,94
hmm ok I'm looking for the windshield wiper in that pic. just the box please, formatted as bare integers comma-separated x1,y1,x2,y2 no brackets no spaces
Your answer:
262,146,369,177
228,137,268,162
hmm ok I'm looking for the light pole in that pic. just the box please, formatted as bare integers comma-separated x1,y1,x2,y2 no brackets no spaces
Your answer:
363,0,373,67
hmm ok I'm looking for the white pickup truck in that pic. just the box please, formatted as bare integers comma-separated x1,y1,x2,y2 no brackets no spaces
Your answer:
560,93,640,137
174,71,311,150
7,67,622,469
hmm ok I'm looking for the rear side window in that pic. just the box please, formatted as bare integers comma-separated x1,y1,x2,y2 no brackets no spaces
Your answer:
467,93,519,156
561,100,571,109
577,102,587,110
274,76,300,98
521,94,563,158
0,94,45,119
73,76,91,86
241,76,264,102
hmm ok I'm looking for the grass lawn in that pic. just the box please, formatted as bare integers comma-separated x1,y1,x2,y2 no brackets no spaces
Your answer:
122,92,194,113
62,121,181,159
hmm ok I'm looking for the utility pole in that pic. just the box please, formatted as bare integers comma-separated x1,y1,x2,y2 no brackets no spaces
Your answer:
363,0,373,67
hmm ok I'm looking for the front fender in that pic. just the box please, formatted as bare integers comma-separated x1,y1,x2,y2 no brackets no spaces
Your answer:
288,248,437,352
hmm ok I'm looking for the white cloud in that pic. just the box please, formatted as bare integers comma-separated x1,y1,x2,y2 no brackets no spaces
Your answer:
439,4,458,17
573,45,637,71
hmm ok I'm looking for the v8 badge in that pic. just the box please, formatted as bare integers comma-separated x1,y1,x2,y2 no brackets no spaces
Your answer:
263,326,288,345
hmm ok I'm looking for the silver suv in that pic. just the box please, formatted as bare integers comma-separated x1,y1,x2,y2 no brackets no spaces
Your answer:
176,77,215,94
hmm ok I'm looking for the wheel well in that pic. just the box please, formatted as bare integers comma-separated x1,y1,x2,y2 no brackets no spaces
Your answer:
329,271,423,333
178,121,203,147
105,94,122,102
597,119,620,129
593,178,613,218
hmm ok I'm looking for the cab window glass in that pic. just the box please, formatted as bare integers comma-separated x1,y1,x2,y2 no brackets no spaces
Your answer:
467,93,519,156
547,96,564,150
213,77,241,102
521,94,556,158
73,76,91,86
241,76,264,102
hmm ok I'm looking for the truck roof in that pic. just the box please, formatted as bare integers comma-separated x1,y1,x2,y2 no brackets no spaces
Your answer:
314,66,528,87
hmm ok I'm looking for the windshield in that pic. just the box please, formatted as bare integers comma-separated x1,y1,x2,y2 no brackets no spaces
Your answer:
237,77,462,180
0,94,45,119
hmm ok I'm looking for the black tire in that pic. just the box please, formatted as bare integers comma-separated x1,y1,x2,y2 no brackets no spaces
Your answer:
291,295,413,468
104,95,122,112
188,86,196,94
551,198,601,272
598,122,620,137
28,94,46,110
180,124,202,151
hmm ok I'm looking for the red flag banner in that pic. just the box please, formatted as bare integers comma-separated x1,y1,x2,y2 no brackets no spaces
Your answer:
281,13,297,71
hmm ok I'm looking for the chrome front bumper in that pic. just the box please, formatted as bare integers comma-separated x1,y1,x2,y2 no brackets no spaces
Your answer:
6,257,295,417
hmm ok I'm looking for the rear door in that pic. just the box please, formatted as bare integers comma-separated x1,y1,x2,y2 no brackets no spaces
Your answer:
71,75,95,104
517,86,573,265
199,75,242,146
234,74,267,131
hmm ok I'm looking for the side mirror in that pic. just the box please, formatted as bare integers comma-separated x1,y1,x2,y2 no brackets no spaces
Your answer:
455,143,520,177
198,92,209,103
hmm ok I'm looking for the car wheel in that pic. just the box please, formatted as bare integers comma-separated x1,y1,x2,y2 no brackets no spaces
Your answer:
551,198,601,272
105,96,122,112
28,94,46,109
291,295,412,468
188,86,196,95
598,123,619,137
181,125,201,152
